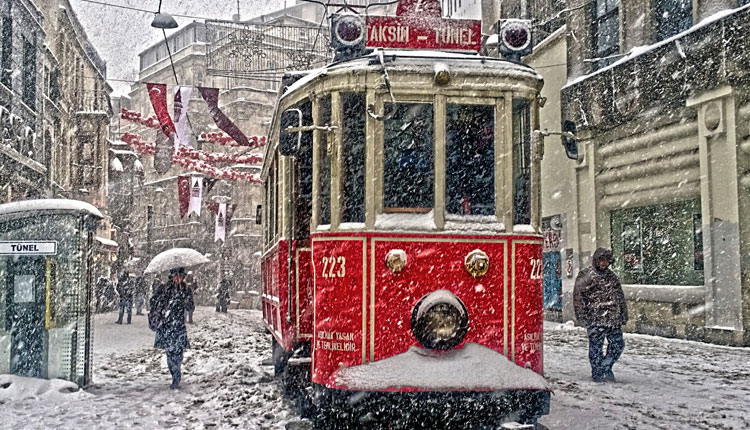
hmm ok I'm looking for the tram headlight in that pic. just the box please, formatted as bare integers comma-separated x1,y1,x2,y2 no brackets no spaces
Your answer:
331,14,366,60
411,290,469,350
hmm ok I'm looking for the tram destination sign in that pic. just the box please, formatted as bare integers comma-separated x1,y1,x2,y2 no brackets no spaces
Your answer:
0,241,57,255
365,0,481,52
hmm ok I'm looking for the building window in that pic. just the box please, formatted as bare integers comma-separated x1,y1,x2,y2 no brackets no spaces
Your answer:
610,199,703,286
592,0,619,69
446,104,495,216
655,0,692,42
383,103,434,212
1,12,11,88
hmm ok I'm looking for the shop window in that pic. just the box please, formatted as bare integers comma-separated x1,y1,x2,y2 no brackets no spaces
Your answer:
319,96,332,225
622,219,643,272
655,0,692,42
446,104,495,216
341,93,366,223
383,103,434,211
610,199,703,285
592,0,619,69
512,100,531,225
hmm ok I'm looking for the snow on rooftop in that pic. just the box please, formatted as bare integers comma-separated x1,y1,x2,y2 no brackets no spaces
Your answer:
0,199,104,219
334,342,550,391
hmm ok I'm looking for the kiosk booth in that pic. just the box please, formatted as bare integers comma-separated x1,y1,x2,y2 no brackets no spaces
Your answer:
0,199,102,386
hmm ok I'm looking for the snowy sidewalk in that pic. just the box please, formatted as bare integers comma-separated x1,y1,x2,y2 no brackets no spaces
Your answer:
0,307,296,429
2,310,750,429
540,321,750,430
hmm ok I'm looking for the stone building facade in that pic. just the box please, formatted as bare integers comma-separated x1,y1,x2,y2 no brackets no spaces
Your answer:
509,0,750,345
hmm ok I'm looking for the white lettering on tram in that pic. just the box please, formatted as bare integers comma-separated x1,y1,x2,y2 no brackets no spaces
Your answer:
434,27,474,46
368,25,410,43
316,330,357,351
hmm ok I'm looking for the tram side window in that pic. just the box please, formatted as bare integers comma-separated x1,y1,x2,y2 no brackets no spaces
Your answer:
446,104,495,216
512,100,531,225
383,103,434,211
296,101,313,239
319,96,332,225
341,93,366,223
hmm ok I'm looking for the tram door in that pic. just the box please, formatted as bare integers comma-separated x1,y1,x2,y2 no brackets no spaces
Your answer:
6,256,46,377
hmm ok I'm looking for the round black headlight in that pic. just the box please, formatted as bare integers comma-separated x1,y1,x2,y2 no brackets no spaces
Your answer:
411,290,469,350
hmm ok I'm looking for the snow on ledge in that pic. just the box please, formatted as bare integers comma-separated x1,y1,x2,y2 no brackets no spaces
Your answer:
0,375,92,402
375,211,436,231
334,342,549,391
622,284,705,304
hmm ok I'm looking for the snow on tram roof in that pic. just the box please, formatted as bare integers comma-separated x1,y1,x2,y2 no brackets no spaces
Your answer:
280,49,540,99
0,199,104,219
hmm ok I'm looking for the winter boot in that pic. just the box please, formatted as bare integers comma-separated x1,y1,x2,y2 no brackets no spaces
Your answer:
604,369,616,382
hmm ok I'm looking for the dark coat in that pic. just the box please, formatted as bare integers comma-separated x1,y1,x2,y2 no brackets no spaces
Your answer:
117,275,134,305
573,248,628,327
152,280,191,350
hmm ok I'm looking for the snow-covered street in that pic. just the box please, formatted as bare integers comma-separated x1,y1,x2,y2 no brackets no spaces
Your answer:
2,310,750,429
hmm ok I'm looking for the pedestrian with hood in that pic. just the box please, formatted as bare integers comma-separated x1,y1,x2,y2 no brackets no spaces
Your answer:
115,273,134,324
150,267,191,389
574,247,628,382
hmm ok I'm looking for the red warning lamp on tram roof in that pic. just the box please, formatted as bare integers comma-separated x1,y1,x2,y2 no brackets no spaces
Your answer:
498,19,533,60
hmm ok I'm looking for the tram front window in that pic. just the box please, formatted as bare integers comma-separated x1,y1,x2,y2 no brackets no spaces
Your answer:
383,103,434,211
446,104,495,216
512,99,531,225
319,96,332,225
341,93,365,223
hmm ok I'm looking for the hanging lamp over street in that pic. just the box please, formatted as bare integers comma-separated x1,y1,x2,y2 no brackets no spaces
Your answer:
151,0,178,29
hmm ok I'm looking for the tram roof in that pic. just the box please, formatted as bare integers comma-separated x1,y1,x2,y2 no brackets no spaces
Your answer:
0,199,104,219
280,49,542,101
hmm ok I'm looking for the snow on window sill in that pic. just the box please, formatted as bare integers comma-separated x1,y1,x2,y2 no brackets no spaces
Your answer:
622,284,705,304
512,224,538,234
375,210,436,231
338,222,366,230
316,224,331,231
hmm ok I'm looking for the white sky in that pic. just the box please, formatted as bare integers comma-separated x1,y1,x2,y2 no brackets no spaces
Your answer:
69,0,287,96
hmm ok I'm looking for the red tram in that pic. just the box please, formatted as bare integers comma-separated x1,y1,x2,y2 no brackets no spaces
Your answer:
260,3,567,428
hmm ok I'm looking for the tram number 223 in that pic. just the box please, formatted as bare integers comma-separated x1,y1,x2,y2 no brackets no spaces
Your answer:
321,256,346,278
529,258,543,280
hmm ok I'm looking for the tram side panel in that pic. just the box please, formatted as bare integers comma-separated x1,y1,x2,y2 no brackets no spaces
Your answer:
311,237,368,387
512,240,544,374
295,245,313,340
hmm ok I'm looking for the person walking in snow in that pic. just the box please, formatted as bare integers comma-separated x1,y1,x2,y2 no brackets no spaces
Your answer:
116,273,134,324
574,247,628,382
216,279,230,313
134,275,148,315
151,267,191,389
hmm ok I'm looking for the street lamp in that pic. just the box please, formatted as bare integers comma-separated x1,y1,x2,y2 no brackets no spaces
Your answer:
151,0,178,29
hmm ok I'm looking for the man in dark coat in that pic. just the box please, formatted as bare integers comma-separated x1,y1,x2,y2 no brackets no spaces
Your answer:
151,267,191,389
216,279,230,313
116,273,134,324
574,247,628,382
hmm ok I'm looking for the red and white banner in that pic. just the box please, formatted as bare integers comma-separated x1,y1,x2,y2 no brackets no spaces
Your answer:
198,87,251,147
146,83,176,138
178,175,191,218
188,176,203,216
215,203,227,242
173,86,192,147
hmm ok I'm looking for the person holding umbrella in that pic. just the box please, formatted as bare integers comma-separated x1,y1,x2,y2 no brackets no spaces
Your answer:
151,267,192,389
